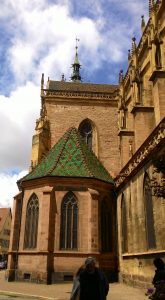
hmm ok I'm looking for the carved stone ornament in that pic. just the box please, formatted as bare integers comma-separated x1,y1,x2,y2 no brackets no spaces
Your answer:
115,119,165,188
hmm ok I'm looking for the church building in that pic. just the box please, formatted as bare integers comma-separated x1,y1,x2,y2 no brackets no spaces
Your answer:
7,0,165,288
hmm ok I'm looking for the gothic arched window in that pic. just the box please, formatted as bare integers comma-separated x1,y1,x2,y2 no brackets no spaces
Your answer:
121,193,128,253
144,173,156,249
101,198,113,252
60,192,78,250
24,194,39,249
78,119,92,150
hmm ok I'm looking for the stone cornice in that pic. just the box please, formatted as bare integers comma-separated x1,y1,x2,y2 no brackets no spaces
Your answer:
149,70,165,82
43,89,119,102
20,176,113,192
115,117,165,189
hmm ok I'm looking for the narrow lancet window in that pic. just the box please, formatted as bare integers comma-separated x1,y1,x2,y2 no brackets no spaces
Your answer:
121,194,128,253
144,173,156,249
24,194,39,249
101,199,113,252
60,192,78,250
79,120,92,150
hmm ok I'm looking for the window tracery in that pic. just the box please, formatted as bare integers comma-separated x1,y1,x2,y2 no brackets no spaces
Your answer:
78,120,92,149
24,194,39,249
60,192,78,250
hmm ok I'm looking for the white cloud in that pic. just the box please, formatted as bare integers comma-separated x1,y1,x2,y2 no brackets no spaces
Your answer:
0,170,28,208
4,1,102,85
0,0,149,208
0,82,40,170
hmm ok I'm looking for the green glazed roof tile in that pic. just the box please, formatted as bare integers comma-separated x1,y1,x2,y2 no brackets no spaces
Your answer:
22,127,114,184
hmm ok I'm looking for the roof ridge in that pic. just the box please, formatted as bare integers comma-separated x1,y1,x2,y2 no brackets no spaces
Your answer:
47,127,74,175
75,131,94,178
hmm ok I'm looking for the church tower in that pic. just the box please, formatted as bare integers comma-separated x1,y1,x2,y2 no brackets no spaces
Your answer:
30,74,51,171
7,43,119,284
71,39,81,82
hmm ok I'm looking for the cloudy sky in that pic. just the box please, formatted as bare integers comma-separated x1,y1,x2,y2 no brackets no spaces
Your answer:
0,0,149,208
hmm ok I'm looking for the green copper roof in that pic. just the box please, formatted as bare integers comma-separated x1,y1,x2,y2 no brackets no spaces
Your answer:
74,52,80,65
23,127,114,184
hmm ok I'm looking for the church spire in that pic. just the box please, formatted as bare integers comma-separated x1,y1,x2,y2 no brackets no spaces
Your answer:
71,38,81,82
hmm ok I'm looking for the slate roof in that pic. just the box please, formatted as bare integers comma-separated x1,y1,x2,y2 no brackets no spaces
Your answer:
22,127,114,184
47,80,118,94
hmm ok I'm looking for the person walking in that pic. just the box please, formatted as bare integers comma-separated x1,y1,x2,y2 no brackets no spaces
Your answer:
152,258,165,286
70,266,84,300
147,258,165,300
79,257,109,300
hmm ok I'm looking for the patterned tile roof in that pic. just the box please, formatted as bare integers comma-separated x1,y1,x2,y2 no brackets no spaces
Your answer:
23,128,114,184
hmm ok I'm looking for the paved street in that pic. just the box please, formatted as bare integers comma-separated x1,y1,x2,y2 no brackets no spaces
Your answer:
0,270,148,300
0,295,39,300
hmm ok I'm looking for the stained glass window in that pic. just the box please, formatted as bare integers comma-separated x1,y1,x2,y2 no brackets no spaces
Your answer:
60,192,78,250
24,194,39,249
79,120,92,149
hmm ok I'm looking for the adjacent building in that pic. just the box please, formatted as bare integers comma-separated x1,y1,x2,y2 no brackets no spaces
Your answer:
0,208,12,261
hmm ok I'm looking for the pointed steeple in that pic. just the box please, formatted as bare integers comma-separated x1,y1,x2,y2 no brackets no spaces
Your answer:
71,38,81,82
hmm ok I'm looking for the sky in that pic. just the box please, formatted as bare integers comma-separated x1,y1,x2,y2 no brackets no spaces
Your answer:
0,0,149,208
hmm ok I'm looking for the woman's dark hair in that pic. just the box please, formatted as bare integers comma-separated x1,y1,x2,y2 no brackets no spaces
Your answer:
153,258,165,269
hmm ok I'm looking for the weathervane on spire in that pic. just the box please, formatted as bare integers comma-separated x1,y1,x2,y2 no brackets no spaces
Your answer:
76,37,80,51
71,37,81,82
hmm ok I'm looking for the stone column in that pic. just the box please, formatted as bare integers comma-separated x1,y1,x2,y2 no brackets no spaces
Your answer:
38,187,52,283
150,71,165,125
88,189,99,253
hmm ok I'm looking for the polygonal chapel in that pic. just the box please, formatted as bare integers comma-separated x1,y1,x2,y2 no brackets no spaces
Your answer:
7,0,165,287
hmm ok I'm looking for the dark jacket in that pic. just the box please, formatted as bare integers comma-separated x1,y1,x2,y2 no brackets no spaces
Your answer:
153,268,165,286
79,267,109,300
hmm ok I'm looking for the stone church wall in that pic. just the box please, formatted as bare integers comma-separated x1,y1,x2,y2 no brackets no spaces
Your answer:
117,161,165,287
45,99,120,177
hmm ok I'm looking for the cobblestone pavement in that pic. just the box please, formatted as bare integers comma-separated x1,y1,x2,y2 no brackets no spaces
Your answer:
0,271,148,300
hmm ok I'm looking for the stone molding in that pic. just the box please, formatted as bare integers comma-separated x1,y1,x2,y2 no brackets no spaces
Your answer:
115,117,165,188
131,105,154,114
44,89,119,101
118,130,134,137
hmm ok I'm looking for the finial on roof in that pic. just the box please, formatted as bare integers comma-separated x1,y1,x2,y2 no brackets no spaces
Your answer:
119,70,124,85
41,73,44,89
40,73,44,96
128,49,131,61
71,38,81,82
132,37,137,54
141,15,146,33
61,73,65,81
